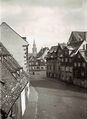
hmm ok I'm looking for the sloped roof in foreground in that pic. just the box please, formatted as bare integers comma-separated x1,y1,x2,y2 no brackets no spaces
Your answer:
0,42,28,118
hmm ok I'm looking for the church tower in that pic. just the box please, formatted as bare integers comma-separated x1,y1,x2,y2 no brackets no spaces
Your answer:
32,40,37,56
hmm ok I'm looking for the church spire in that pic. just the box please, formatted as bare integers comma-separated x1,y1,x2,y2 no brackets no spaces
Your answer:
32,40,37,56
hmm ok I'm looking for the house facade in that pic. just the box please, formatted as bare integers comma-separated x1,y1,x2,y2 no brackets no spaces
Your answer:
46,46,57,78
46,31,87,88
60,46,73,83
29,47,49,72
72,50,87,88
0,22,29,72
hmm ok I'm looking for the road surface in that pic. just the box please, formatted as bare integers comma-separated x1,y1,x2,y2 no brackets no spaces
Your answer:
23,71,87,119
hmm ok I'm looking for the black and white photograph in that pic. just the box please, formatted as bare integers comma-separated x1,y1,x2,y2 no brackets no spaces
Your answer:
0,0,87,119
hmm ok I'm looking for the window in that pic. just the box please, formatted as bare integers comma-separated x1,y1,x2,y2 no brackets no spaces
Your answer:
83,63,86,67
66,67,69,71
61,58,64,62
74,63,77,67
41,67,44,69
65,58,68,62
78,62,80,67
61,66,64,71
69,58,71,63
32,62,33,65
53,65,55,70
65,51,68,55
37,66,39,69
50,66,51,70
36,62,38,65
70,67,72,72
32,67,34,69
81,72,84,76
78,54,80,58
29,63,31,65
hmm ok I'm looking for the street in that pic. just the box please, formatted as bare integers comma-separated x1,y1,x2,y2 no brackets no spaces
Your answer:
23,71,87,119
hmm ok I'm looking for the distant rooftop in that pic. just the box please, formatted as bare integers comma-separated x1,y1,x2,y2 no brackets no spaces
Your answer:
36,47,49,58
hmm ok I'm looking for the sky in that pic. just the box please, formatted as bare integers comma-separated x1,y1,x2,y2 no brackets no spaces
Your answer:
0,0,87,52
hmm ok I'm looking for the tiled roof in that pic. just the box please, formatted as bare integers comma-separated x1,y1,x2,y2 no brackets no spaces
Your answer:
59,43,67,49
0,43,28,117
49,46,57,53
79,50,87,62
0,42,11,56
46,46,58,59
67,31,86,47
36,47,49,58
46,43,67,59
69,40,85,57
29,56,36,62
67,32,86,57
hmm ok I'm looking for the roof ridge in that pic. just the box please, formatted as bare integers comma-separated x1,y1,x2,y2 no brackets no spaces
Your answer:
0,22,28,44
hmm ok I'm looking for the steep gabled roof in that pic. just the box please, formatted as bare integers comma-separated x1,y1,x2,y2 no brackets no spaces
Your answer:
46,46,58,59
67,31,87,57
58,43,67,50
0,22,28,44
0,43,28,118
49,46,57,53
67,31,86,48
36,47,49,59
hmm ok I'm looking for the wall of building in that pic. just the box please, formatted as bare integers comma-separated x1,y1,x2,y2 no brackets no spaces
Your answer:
0,23,28,71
